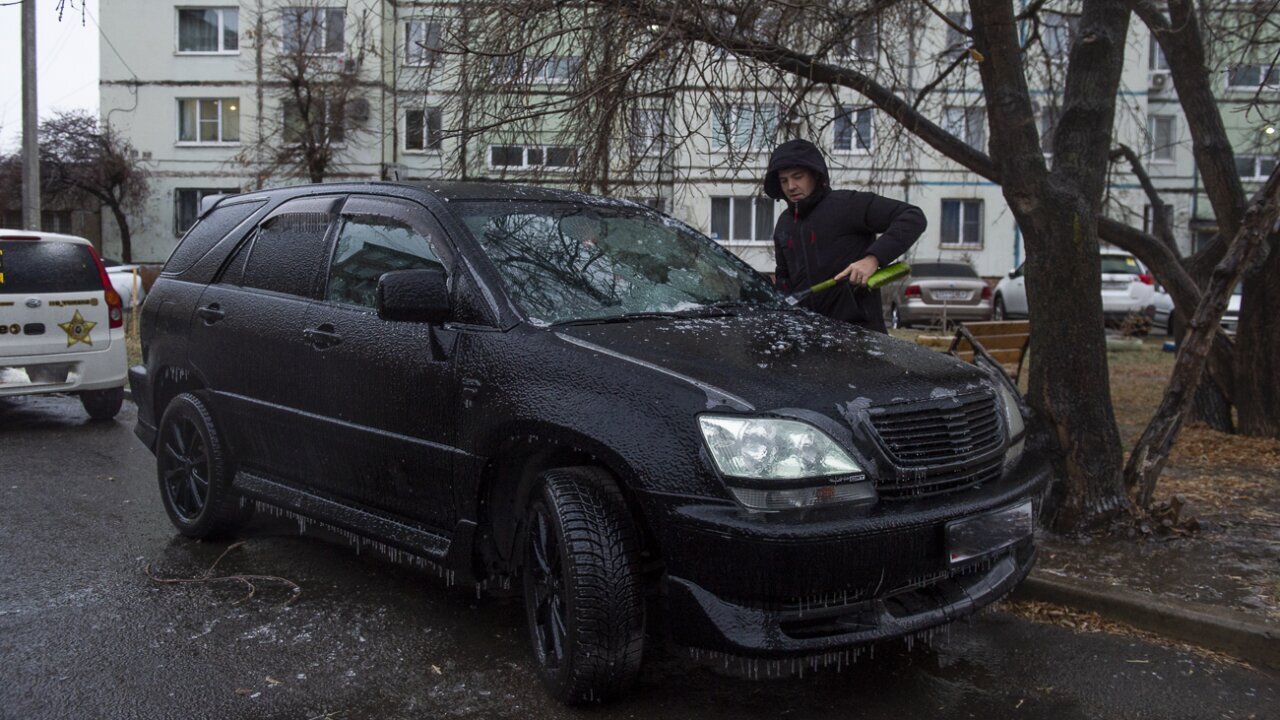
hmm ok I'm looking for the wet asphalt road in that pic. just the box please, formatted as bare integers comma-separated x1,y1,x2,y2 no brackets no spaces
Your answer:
1,395,1277,720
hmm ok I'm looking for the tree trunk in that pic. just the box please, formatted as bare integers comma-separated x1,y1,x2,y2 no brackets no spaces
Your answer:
108,201,132,263
1234,232,1280,437
1127,168,1280,501
969,0,1131,531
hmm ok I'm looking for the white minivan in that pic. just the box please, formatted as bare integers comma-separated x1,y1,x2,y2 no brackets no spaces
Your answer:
0,231,128,419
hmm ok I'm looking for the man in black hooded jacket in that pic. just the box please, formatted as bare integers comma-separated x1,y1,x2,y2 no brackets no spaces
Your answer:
764,138,926,333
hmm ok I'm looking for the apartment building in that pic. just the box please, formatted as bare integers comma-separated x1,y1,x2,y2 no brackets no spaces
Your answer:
101,1,1224,279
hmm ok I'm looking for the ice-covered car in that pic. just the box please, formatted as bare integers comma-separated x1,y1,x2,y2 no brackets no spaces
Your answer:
993,251,1156,325
102,258,148,309
129,183,1052,704
879,261,992,328
0,230,127,419
1151,282,1241,337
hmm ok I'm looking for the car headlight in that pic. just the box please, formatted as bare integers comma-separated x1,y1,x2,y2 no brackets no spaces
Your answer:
698,415,870,511
996,383,1026,466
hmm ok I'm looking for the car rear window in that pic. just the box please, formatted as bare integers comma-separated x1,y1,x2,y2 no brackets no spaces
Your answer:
911,263,979,278
0,240,101,294
1100,256,1142,275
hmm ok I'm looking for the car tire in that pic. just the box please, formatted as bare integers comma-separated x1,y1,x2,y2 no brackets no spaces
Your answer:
156,393,253,539
993,295,1006,321
890,304,903,329
522,466,645,705
80,387,124,421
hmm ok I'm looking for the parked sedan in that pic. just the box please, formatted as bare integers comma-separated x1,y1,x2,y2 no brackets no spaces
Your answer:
881,261,992,328
994,251,1156,325
130,182,1050,704
1151,282,1242,337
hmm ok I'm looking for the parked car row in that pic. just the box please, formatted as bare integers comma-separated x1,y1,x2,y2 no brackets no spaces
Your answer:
993,251,1157,326
0,230,128,419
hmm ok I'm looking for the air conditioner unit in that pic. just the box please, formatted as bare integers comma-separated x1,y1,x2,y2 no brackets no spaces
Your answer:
1149,71,1170,93
348,98,370,123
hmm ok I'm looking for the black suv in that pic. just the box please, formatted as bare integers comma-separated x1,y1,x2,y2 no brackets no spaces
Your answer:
131,182,1051,703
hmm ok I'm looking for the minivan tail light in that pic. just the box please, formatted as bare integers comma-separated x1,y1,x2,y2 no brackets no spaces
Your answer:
1138,273,1155,285
904,284,922,298
85,245,124,329
981,285,992,299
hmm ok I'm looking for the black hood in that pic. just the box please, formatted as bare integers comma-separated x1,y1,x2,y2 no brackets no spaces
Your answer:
764,139,831,201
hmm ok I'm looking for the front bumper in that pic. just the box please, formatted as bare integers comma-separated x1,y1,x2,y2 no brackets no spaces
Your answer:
651,457,1051,656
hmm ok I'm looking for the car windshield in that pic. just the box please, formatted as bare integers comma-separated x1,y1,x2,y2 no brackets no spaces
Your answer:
911,262,979,278
1100,255,1142,275
0,240,101,294
457,201,783,325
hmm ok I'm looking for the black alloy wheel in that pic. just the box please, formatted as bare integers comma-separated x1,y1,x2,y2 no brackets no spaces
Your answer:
522,467,645,704
156,393,252,539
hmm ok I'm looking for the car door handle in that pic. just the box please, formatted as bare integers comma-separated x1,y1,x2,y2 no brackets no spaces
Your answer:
303,324,343,349
196,304,224,324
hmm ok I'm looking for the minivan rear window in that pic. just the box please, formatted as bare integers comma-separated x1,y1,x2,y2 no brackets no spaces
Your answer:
1100,256,1141,275
0,240,101,294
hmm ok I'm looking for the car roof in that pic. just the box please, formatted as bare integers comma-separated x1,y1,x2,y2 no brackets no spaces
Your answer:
202,181,645,219
0,229,93,246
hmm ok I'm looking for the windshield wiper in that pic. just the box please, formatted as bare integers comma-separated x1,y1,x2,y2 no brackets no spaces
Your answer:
551,308,732,327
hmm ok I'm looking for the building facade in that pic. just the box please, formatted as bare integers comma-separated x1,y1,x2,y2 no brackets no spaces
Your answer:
100,1,1271,279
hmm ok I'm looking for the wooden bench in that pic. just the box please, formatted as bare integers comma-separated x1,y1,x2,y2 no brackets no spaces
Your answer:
916,320,1031,383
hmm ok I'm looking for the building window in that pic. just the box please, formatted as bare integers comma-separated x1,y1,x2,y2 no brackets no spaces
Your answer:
630,108,665,157
1038,104,1060,156
710,196,774,243
833,106,873,153
943,106,986,149
405,108,443,151
405,19,442,66
488,145,579,169
282,7,344,55
177,98,240,143
1143,203,1174,235
283,99,345,145
1226,64,1279,90
1149,114,1176,162
944,12,971,57
490,56,581,84
1042,13,1077,61
1235,154,1277,180
1148,35,1169,71
839,19,878,60
940,199,983,248
175,188,239,235
712,103,780,151
178,8,239,53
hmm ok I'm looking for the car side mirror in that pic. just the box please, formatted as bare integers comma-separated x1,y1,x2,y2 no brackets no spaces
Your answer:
1007,268,1017,279
377,268,451,323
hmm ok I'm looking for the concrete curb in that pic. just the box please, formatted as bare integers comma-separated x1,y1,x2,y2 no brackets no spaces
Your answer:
1013,571,1279,670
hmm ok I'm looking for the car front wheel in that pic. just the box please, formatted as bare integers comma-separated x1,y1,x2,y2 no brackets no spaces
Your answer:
156,393,253,539
522,466,645,704
80,387,124,421
890,304,903,329
993,295,1007,321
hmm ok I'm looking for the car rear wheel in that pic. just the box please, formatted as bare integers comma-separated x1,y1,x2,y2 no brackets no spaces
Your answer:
993,295,1007,321
522,466,645,704
80,387,124,421
156,393,253,539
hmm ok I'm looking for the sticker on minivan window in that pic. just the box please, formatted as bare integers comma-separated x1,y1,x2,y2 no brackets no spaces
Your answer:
58,310,96,347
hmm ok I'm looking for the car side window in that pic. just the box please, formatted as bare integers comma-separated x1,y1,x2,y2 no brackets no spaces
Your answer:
326,213,445,309
227,196,341,297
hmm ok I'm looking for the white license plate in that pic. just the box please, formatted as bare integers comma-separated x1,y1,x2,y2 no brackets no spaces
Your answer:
932,290,969,300
945,500,1034,565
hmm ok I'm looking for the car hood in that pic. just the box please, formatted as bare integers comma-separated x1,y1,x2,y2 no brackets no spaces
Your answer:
551,310,993,416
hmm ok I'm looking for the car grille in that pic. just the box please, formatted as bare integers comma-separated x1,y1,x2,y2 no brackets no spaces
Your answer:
868,392,1005,499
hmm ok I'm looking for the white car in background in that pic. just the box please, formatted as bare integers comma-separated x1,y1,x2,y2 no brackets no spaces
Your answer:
102,258,147,309
993,251,1157,326
0,230,128,419
1151,282,1242,337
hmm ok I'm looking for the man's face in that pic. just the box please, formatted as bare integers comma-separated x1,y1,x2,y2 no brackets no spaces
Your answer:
778,167,817,203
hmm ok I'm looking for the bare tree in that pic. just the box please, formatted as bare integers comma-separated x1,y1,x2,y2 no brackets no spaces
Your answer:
38,110,150,262
239,0,379,184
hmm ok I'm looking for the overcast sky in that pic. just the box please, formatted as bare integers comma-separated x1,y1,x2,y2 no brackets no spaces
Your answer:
0,0,100,152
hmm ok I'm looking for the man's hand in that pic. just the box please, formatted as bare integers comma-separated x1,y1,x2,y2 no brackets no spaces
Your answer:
834,256,880,287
